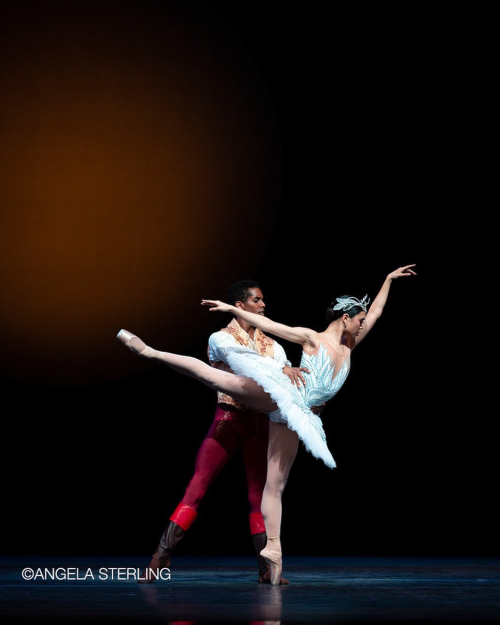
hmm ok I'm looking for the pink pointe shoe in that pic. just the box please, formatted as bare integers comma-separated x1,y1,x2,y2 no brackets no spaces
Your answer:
116,329,154,358
260,540,283,586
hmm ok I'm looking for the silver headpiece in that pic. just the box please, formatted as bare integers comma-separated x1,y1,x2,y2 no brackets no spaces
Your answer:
332,294,370,313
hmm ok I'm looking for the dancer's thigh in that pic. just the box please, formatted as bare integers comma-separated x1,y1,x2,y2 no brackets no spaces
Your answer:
211,370,276,414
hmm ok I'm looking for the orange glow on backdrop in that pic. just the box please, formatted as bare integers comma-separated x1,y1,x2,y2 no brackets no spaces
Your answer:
0,1,282,385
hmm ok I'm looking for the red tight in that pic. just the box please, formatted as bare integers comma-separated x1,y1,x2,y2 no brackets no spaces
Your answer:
172,405,269,531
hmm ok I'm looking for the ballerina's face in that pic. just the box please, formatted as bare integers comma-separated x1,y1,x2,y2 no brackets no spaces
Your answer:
345,311,366,337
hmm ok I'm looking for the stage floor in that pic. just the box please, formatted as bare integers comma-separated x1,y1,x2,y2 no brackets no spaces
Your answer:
1,556,500,623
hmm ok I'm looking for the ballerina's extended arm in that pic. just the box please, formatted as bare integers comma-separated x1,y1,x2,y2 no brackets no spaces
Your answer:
202,264,416,349
201,300,318,348
354,263,417,346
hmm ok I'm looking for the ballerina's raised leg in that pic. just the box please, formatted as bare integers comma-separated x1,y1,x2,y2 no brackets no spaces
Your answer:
117,329,277,414
117,329,293,584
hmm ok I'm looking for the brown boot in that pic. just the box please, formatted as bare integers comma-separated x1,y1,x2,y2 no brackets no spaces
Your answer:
139,502,198,584
138,522,185,584
252,532,289,585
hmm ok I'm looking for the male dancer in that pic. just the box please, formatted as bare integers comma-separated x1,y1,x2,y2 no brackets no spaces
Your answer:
139,279,308,584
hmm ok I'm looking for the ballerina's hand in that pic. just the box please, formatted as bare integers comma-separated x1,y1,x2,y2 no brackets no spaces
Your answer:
201,299,233,313
388,264,417,280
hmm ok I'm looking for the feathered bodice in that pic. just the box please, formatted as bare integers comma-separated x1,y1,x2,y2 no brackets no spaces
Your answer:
224,342,350,468
298,343,350,408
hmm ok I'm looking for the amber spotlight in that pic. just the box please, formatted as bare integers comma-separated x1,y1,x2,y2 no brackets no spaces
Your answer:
0,0,282,385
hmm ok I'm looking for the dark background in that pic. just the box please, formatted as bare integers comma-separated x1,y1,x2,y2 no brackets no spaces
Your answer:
2,1,493,560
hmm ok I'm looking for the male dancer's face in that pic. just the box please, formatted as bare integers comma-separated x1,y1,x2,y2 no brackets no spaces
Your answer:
237,288,266,316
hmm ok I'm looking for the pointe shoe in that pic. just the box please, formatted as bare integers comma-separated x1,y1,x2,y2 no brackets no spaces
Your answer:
260,546,283,586
116,329,154,358
253,532,289,585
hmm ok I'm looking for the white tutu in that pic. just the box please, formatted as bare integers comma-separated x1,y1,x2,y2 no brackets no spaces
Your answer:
225,347,342,468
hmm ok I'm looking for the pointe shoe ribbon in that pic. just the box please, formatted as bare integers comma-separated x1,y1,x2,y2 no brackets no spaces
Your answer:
260,547,282,565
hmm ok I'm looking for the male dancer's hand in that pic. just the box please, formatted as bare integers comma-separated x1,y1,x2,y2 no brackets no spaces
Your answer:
282,366,309,388
310,403,326,416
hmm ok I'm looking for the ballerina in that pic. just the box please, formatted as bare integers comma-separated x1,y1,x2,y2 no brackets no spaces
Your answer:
117,264,416,583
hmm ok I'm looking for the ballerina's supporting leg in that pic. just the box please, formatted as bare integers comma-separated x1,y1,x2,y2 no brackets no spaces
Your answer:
116,329,276,414
260,421,299,585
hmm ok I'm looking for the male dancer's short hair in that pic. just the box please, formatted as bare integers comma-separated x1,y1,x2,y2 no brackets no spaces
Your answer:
227,279,261,307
